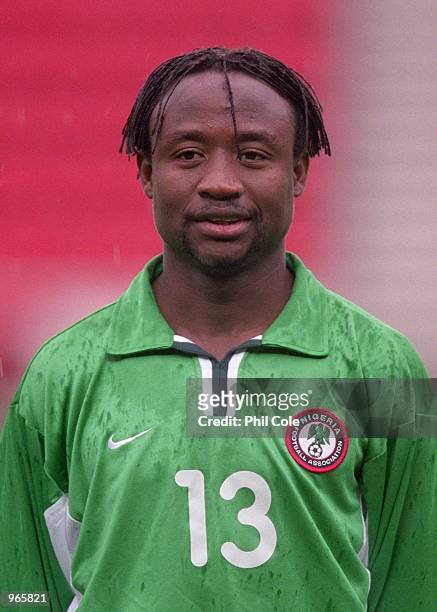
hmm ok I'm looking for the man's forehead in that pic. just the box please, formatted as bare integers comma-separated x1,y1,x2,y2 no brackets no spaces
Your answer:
165,70,287,103
150,70,295,126
164,127,280,145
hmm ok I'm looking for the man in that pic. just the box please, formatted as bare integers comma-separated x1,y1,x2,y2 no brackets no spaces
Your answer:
1,47,435,611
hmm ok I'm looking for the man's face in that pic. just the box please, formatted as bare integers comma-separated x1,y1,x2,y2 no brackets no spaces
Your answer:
138,70,309,275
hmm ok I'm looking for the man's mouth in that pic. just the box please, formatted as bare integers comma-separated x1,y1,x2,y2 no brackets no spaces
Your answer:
191,209,253,223
191,213,253,239
206,217,244,224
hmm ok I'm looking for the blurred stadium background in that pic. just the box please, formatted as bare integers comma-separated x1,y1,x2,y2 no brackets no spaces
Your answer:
1,1,436,420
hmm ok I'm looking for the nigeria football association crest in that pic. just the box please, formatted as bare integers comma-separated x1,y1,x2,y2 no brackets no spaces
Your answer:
285,408,349,473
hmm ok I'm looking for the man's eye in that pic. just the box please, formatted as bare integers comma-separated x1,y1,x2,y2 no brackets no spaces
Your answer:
175,150,203,161
240,150,268,161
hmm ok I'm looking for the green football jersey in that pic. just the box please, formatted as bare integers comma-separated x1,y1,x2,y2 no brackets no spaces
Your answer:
1,253,435,611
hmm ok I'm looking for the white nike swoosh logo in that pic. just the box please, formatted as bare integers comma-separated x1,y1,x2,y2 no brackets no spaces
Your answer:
107,427,153,450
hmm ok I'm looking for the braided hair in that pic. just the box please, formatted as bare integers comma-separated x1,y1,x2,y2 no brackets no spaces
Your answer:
120,46,331,160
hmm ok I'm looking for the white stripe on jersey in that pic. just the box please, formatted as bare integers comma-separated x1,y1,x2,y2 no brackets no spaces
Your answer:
44,494,83,609
358,496,371,608
173,334,195,344
226,351,248,416
196,335,261,416
197,357,214,415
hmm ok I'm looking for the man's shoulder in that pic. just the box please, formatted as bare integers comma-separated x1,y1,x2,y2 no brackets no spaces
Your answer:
9,258,167,426
12,301,117,417
322,284,427,377
324,283,395,332
324,282,404,341
33,301,116,366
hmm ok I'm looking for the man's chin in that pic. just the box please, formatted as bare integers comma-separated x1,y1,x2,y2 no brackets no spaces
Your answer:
187,244,257,278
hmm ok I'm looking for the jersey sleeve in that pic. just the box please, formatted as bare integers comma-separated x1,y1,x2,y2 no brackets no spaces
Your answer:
0,402,73,611
363,335,437,611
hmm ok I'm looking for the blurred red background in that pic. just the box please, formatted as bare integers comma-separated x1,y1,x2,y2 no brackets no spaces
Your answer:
2,2,435,418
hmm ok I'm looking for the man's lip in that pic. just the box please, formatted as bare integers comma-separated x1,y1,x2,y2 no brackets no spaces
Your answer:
191,215,252,222
190,209,253,222
192,218,252,239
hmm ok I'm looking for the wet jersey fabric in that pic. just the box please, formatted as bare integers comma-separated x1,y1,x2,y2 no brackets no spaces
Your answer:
1,253,435,611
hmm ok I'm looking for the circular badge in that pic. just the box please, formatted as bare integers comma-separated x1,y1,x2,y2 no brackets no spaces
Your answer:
285,408,349,473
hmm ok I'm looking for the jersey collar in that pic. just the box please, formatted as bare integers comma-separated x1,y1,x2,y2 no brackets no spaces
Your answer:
107,252,328,357
107,255,174,355
261,253,328,357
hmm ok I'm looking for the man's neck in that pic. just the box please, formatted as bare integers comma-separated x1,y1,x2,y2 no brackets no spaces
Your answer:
152,249,294,360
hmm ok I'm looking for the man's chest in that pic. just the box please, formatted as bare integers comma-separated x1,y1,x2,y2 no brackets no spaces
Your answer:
66,348,366,536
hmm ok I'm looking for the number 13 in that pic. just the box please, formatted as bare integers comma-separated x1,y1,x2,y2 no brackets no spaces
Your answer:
175,469,277,569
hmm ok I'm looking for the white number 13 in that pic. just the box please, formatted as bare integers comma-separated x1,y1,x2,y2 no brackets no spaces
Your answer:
175,470,277,569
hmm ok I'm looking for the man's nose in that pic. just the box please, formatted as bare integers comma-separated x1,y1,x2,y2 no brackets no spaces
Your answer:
197,153,243,200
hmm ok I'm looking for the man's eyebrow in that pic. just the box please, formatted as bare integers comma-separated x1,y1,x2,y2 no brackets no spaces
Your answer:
165,130,208,144
164,129,279,146
235,131,278,145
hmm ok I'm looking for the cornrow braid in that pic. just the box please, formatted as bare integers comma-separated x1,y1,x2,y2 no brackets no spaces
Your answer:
119,46,331,160
221,57,242,160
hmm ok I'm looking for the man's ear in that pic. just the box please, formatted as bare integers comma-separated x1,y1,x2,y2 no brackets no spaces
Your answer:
293,153,310,198
137,154,153,199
